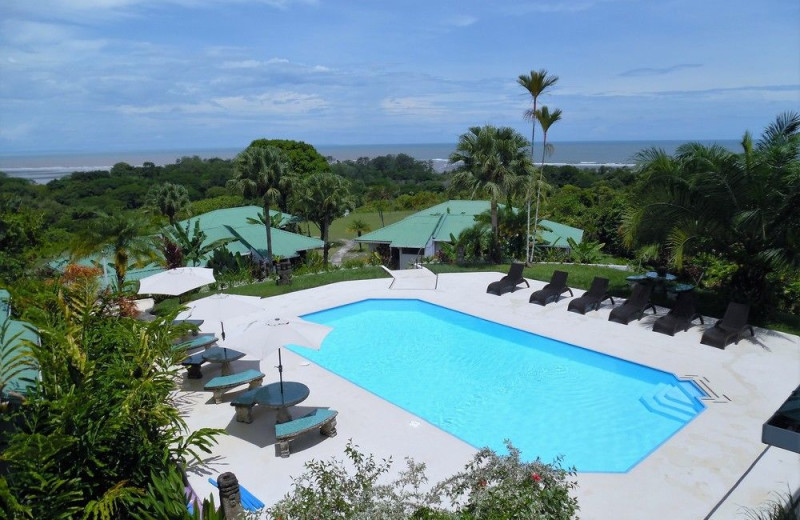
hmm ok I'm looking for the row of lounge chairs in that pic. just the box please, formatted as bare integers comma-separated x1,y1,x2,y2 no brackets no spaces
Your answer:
486,264,755,349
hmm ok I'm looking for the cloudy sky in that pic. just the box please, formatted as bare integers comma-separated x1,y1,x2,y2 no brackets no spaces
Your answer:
1,0,798,154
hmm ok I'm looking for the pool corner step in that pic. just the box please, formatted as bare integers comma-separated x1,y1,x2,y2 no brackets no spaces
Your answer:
640,384,697,422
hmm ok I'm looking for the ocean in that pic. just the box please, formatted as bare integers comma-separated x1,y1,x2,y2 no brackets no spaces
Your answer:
0,140,740,184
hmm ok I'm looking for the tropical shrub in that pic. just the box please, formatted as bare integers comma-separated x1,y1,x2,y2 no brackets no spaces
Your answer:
741,489,799,520
567,237,604,264
1,274,223,519
268,441,579,520
622,112,800,314
434,442,579,520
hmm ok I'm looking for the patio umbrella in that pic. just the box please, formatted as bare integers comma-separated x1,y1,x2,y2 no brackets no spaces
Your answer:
215,313,333,396
176,293,267,322
138,267,216,296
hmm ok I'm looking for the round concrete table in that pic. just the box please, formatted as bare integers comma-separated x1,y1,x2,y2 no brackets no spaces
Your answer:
254,382,310,424
202,346,245,376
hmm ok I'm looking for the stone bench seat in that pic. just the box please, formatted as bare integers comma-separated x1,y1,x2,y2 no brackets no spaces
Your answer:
204,369,265,404
274,408,338,458
230,387,262,423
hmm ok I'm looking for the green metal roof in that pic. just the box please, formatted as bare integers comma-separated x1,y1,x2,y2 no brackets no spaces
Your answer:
357,200,489,248
224,225,324,258
179,205,298,231
177,206,322,261
356,200,583,249
356,215,442,248
538,219,584,247
1,291,39,398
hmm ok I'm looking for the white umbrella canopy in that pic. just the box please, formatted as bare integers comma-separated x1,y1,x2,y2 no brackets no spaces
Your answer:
138,267,216,296
213,313,333,392
176,293,268,322
215,314,332,355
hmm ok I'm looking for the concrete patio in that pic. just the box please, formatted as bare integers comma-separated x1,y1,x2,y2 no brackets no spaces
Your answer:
180,272,800,519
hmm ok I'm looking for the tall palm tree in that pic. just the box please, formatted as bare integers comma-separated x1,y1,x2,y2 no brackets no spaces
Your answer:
518,69,559,263
146,182,191,225
228,146,289,271
531,106,563,262
293,172,353,267
449,125,532,263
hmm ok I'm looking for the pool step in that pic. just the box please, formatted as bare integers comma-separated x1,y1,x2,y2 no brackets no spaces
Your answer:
640,384,697,422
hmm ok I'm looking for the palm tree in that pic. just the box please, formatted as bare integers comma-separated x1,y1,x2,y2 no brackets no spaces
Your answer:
347,218,371,251
72,212,158,290
623,111,800,310
518,69,559,263
449,125,532,263
164,220,232,267
146,182,191,225
530,106,563,262
293,172,353,267
228,146,289,271
518,70,559,161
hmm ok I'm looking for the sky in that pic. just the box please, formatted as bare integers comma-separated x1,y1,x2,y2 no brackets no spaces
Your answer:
1,0,798,154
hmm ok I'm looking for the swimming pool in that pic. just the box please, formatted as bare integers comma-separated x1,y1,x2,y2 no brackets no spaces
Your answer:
293,299,706,472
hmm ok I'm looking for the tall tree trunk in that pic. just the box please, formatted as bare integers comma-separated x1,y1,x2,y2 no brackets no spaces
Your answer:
532,134,549,264
526,99,538,264
491,199,500,263
322,221,330,267
263,201,274,273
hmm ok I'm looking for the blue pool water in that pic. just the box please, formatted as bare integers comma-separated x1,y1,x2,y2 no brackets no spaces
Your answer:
293,299,706,472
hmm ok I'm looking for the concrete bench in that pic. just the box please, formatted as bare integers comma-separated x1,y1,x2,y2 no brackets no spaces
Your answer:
172,334,217,354
274,408,338,458
181,353,207,379
230,386,262,423
204,369,265,404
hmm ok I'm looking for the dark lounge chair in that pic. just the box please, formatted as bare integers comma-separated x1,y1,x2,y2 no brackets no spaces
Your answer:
567,277,614,314
529,270,574,306
486,262,529,296
608,283,656,324
652,291,704,336
700,302,754,349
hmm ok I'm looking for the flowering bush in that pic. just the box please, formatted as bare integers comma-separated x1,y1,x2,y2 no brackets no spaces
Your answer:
267,441,579,520
433,442,578,519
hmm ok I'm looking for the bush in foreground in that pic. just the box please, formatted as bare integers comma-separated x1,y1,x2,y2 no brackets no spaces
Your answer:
268,441,579,520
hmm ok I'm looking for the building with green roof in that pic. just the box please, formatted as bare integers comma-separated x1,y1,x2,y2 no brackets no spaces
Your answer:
356,200,583,268
51,206,324,289
176,205,323,263
0,289,38,401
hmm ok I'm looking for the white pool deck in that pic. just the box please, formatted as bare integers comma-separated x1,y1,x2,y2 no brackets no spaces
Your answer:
180,272,800,519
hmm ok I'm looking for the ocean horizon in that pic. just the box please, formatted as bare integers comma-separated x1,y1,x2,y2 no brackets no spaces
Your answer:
0,140,741,184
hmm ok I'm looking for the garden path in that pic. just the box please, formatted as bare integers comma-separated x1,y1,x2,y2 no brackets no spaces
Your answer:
330,239,356,266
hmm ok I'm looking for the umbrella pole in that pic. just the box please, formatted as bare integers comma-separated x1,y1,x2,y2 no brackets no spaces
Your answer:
278,348,285,400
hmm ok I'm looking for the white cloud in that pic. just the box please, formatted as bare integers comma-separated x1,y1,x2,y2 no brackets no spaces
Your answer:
0,121,35,141
220,59,263,69
380,96,446,117
117,90,328,116
446,15,478,27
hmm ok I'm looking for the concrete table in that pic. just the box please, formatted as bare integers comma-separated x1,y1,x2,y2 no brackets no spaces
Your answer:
202,346,245,376
254,382,310,424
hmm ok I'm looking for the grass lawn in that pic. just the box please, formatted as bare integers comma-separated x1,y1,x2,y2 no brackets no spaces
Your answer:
302,210,416,242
